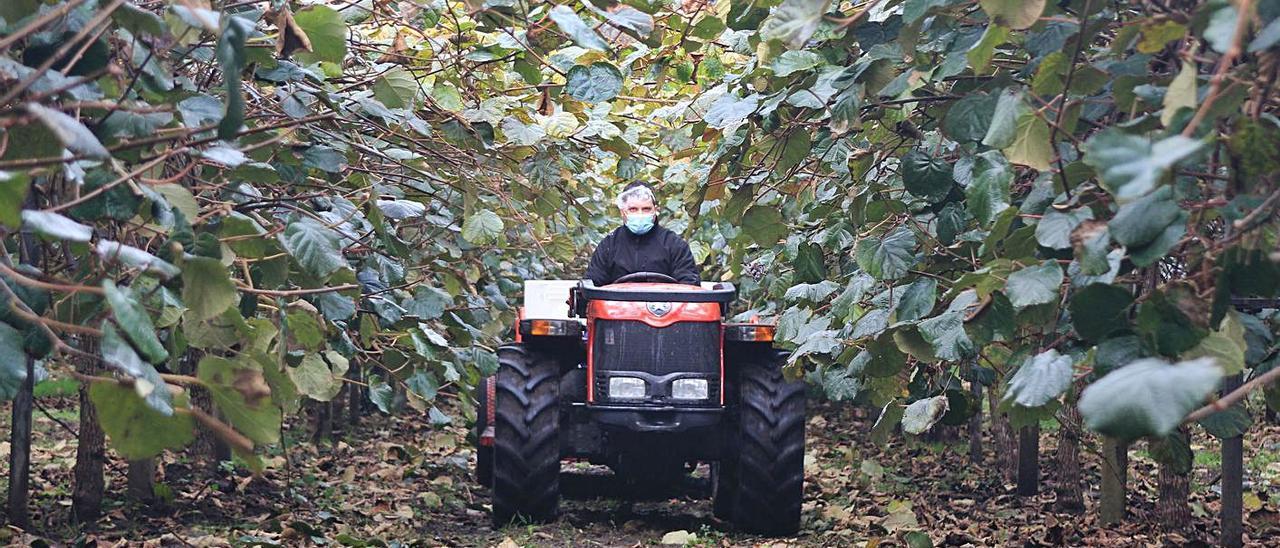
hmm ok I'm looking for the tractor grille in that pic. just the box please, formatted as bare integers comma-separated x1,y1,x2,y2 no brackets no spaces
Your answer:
592,319,721,405
592,320,720,377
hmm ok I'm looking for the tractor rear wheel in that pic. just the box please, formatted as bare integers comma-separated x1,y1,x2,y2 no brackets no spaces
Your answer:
491,344,561,526
727,350,805,535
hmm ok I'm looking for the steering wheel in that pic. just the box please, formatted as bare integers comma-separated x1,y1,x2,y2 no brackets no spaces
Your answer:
613,271,677,284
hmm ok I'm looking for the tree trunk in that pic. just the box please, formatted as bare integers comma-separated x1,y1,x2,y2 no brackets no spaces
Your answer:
1157,452,1191,529
1017,424,1040,496
1100,437,1129,525
312,400,332,445
126,459,156,503
1055,404,1085,513
968,382,983,464
184,349,228,473
72,341,105,524
988,389,1016,483
1221,374,1244,548
7,356,35,529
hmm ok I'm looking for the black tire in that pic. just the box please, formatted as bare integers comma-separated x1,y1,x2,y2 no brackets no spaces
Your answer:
727,350,805,535
491,344,561,527
473,376,494,486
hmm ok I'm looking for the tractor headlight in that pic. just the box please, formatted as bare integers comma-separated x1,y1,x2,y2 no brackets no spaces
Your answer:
608,377,646,399
671,378,709,400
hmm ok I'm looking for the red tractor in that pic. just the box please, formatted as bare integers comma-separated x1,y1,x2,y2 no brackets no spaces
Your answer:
472,273,805,535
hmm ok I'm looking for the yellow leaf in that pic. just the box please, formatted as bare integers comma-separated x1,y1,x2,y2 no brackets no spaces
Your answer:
1002,114,1053,171
1162,61,1197,127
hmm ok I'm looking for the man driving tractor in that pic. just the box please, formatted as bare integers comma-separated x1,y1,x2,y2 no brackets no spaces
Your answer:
585,182,701,286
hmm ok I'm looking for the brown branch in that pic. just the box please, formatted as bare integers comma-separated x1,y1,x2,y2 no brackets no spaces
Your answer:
235,283,360,296
0,0,90,52
0,262,105,295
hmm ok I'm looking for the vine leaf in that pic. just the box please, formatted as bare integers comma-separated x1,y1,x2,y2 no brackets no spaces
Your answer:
1004,260,1063,310
0,323,28,401
760,0,832,49
90,382,194,459
103,280,168,364
1083,130,1203,202
1003,349,1073,408
901,395,949,434
856,227,916,280
549,5,608,51
565,62,624,103
1078,357,1221,440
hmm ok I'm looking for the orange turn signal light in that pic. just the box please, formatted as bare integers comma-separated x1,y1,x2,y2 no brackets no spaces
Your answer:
528,319,554,336
726,324,775,342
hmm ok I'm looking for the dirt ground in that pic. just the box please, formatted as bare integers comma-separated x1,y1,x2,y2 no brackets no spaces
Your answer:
1,392,1279,547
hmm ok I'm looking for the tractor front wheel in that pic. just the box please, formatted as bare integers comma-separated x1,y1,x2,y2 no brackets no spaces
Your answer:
727,350,805,535
491,344,561,527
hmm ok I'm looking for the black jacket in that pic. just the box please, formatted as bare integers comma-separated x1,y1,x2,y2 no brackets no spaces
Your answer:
585,224,701,285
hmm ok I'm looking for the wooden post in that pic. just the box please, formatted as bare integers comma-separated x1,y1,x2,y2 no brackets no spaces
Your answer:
126,459,156,503
1221,374,1244,548
6,356,35,529
968,382,983,464
1100,437,1128,525
1017,423,1040,496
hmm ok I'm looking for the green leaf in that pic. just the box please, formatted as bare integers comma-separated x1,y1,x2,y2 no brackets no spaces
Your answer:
90,382,194,459
1078,357,1221,440
1005,260,1063,310
103,280,168,364
1108,186,1181,247
95,241,179,280
1139,20,1187,54
1004,349,1073,408
368,378,394,413
24,103,109,159
760,0,832,49
1182,312,1247,375
100,322,171,414
1149,429,1193,474
794,243,826,284
1203,5,1238,54
21,210,92,242
1136,286,1209,357
286,311,325,351
181,256,239,323
1128,212,1186,267
901,148,954,203
549,5,608,51
1035,207,1093,250
1083,130,1203,202
282,218,348,280
1161,61,1197,127
856,227,917,280
197,356,281,444
1249,16,1280,52
461,209,504,245
901,395,949,434
1002,113,1053,171
967,24,1010,74
943,93,999,143
289,351,349,402
302,146,347,173
965,151,1013,226
0,171,31,229
978,0,1046,30
895,278,937,322
584,3,654,37
1069,283,1133,341
772,50,823,76
372,67,419,109
565,62,624,103
294,5,348,64
215,16,253,140
982,88,1024,149
0,323,28,400
113,2,166,37
741,206,789,247
1199,404,1251,438
918,311,975,361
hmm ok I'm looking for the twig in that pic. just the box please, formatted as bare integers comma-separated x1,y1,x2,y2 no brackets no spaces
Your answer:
0,0,90,52
1182,0,1253,137
235,284,360,296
